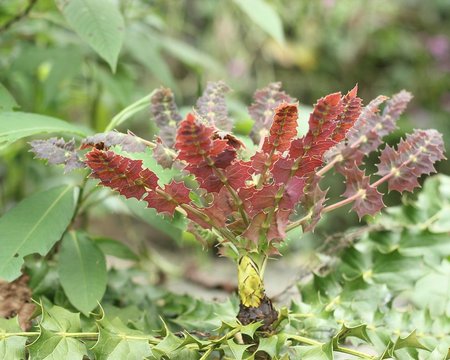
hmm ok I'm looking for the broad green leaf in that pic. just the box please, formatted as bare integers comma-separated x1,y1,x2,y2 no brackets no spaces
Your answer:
157,35,222,73
126,200,187,242
0,112,87,150
126,28,177,91
125,147,181,187
93,317,152,360
0,185,75,281
93,237,138,261
28,306,87,360
0,318,27,360
55,0,125,71
58,231,107,315
233,0,285,44
0,83,18,111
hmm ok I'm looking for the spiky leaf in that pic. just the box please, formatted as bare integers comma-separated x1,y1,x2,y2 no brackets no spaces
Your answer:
81,131,147,152
85,149,158,200
249,82,295,142
151,87,182,147
30,137,84,173
377,129,445,193
341,166,385,218
196,81,232,131
28,306,87,360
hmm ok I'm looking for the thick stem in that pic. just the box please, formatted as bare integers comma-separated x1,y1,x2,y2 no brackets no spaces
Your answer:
236,255,278,332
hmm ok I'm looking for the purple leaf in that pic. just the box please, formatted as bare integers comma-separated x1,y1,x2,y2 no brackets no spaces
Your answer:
196,81,232,131
377,129,446,192
30,138,84,173
248,82,296,143
151,87,182,146
82,131,147,152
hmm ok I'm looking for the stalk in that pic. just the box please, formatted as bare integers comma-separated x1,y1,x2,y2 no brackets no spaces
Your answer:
236,255,278,332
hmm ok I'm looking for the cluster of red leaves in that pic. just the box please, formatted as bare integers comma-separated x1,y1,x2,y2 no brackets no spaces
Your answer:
83,82,445,253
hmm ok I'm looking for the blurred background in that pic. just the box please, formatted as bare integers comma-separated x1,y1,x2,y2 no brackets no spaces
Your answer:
1,0,449,297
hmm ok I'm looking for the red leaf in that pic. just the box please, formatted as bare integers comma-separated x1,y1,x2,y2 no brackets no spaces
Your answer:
250,151,279,173
331,85,362,142
272,157,294,184
341,165,385,219
186,200,228,229
262,103,298,153
175,113,236,191
176,113,219,163
280,176,305,210
299,175,327,232
249,82,295,143
144,181,191,215
144,191,175,215
326,92,411,170
307,92,343,141
247,184,280,216
242,209,290,245
225,161,251,190
85,149,158,200
377,129,446,193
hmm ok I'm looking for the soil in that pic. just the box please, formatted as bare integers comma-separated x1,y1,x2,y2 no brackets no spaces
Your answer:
0,275,35,330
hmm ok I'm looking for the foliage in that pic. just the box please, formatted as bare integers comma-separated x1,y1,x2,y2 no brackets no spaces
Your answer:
1,1,449,359
81,84,444,262
1,175,450,358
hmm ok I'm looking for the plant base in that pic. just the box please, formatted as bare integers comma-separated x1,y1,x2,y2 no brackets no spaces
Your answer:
237,295,278,332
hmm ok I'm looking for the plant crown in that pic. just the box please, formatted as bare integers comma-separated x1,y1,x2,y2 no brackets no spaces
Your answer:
32,82,446,258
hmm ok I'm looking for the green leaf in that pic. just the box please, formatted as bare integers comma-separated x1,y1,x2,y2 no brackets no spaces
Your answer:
126,28,177,91
126,147,181,187
93,237,138,261
157,35,222,73
256,335,281,359
290,342,334,359
58,231,107,315
0,112,88,150
151,323,184,359
233,0,285,44
28,306,88,360
171,297,237,332
92,317,152,360
55,0,125,71
393,330,429,351
0,185,75,281
240,322,262,338
127,199,186,243
0,83,18,112
332,323,371,346
226,339,252,360
411,261,450,317
0,318,27,360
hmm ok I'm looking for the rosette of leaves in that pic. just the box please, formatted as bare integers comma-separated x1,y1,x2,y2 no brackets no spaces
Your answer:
81,81,445,333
